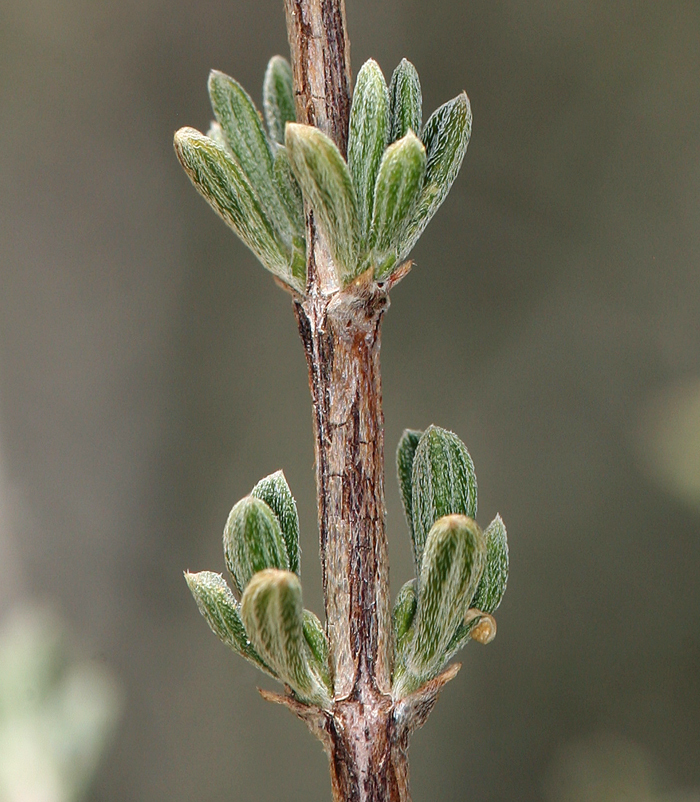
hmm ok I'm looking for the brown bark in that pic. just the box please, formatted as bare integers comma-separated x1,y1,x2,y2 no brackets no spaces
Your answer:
283,1,403,799
281,3,457,799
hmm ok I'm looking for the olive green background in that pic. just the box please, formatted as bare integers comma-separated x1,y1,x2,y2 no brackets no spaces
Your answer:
1,1,699,800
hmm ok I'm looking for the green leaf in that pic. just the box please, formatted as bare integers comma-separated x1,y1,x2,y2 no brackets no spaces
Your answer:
395,515,485,696
273,147,305,237
347,59,390,245
396,429,422,544
471,514,508,614
411,425,478,569
285,123,359,285
208,71,294,240
400,92,472,259
370,131,426,280
184,571,274,676
263,55,296,145
389,58,422,142
302,609,331,691
241,570,332,707
174,128,302,291
393,578,418,656
223,496,289,597
206,120,228,151
251,470,301,576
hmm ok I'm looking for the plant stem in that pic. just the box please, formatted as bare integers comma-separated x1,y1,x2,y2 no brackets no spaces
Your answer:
283,2,408,799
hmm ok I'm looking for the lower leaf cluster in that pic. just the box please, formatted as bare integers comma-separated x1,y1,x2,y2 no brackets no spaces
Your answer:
185,471,332,709
391,426,509,698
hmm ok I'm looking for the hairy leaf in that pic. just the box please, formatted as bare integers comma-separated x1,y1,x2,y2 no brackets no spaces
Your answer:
273,147,305,236
223,496,289,597
471,514,509,614
370,131,426,280
395,515,485,696
174,128,302,290
263,55,296,145
208,71,295,241
184,571,274,675
393,578,418,657
400,92,472,259
396,429,422,543
285,123,359,284
411,425,478,569
251,470,301,576
302,609,331,691
241,570,332,707
348,59,390,245
389,58,422,143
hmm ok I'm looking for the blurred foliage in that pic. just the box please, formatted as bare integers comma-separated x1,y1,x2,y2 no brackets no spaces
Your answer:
0,606,122,802
636,378,700,509
545,735,700,802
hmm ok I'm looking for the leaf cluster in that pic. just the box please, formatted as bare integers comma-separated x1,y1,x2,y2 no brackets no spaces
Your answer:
392,426,509,698
174,57,472,292
186,471,332,708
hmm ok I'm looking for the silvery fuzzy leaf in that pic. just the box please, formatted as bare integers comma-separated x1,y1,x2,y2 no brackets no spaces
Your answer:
184,571,275,676
302,609,331,691
285,123,360,285
223,496,289,597
273,147,305,237
370,131,426,280
251,470,301,576
389,58,422,143
174,128,303,291
395,515,485,696
263,55,296,145
396,429,422,544
241,569,332,707
206,120,229,151
471,514,508,614
411,425,478,569
347,59,390,245
399,92,472,259
393,578,418,656
208,71,297,243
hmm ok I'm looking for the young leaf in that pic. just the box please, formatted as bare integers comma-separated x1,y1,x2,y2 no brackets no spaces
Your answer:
174,128,301,290
347,59,390,244
370,131,426,280
396,515,485,696
273,147,305,238
206,120,229,151
285,123,359,284
241,569,332,707
393,578,418,655
302,609,331,691
208,71,293,240
389,58,422,143
400,92,472,259
223,496,289,597
263,55,296,145
470,514,509,614
411,425,478,569
184,571,274,676
396,429,422,542
251,470,301,576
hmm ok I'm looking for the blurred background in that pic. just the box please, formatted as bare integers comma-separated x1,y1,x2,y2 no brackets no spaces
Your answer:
1,0,699,800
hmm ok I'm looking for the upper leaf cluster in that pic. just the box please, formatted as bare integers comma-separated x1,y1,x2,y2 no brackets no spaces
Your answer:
392,426,509,698
174,56,472,293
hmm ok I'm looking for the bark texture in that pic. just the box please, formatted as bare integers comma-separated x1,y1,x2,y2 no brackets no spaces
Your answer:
282,4,455,800
284,1,404,799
